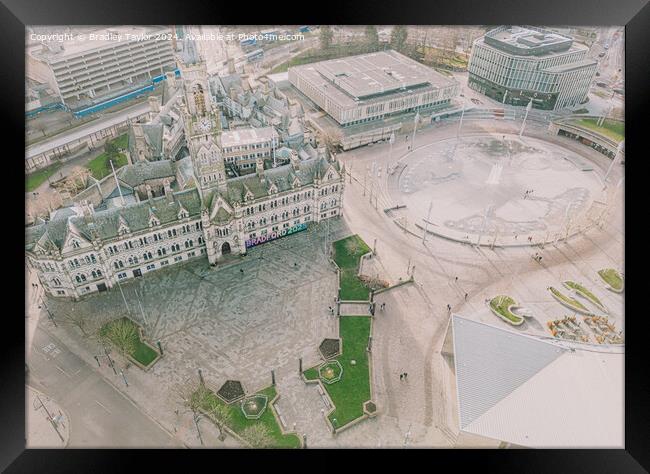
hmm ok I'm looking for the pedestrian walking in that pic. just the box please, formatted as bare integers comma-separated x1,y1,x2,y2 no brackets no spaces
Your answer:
328,306,332,314
400,373,404,381
404,372,408,380
455,276,458,282
240,268,244,274
464,293,468,301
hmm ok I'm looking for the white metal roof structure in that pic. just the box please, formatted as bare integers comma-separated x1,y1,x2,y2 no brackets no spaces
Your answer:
452,315,624,448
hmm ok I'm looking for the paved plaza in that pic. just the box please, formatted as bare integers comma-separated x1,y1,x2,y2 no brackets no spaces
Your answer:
33,117,624,449
390,134,605,244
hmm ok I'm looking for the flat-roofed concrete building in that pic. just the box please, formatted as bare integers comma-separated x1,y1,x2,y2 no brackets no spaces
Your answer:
219,126,279,174
288,50,459,128
468,26,597,110
27,26,176,110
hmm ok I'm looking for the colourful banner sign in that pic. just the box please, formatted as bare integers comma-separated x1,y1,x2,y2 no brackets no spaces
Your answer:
245,222,308,249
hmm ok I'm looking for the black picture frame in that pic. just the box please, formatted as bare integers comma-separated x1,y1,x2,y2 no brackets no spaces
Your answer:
2,0,646,471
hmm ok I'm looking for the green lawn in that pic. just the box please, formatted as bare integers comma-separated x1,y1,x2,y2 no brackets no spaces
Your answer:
111,133,129,150
598,268,624,291
193,385,301,448
549,287,589,312
100,317,159,367
332,235,372,301
489,295,523,325
86,134,130,180
304,316,372,429
86,151,129,180
26,162,62,192
572,118,624,143
563,281,605,310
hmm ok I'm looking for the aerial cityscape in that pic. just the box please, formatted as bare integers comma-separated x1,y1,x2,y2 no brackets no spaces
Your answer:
25,25,624,448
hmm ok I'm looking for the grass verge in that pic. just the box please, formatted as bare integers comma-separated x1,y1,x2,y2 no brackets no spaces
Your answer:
563,281,605,311
548,287,590,312
597,269,623,291
100,317,158,367
193,385,301,448
304,316,372,428
26,162,63,192
333,235,372,301
489,295,524,325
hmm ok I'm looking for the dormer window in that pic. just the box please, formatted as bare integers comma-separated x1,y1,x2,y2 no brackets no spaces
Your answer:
149,217,160,227
178,209,189,219
72,240,80,249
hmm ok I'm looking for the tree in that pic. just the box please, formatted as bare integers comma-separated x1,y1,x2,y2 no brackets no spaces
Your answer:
206,398,232,441
365,25,379,49
241,423,273,448
320,26,334,50
99,318,138,359
390,26,409,52
61,309,90,337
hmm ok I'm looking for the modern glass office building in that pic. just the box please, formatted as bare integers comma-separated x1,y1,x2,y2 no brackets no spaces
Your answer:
467,26,597,110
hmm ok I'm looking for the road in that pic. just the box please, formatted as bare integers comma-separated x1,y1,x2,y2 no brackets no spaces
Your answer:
27,323,181,448
26,100,151,160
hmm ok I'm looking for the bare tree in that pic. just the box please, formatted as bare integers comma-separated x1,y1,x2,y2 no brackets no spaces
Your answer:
98,318,138,359
206,398,232,441
240,423,273,448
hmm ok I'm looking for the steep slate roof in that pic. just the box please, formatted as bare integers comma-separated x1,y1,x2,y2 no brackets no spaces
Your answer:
128,123,164,159
217,156,338,205
117,160,175,188
25,188,202,252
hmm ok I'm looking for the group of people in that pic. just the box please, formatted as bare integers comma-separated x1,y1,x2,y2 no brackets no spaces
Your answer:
399,372,409,381
523,189,534,200
533,252,543,263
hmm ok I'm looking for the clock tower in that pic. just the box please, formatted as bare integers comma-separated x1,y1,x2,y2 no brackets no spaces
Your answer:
178,38,225,190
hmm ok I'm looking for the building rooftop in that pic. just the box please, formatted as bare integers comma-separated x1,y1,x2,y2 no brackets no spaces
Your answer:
30,26,171,63
290,50,456,109
219,127,278,148
481,26,587,58
451,315,624,448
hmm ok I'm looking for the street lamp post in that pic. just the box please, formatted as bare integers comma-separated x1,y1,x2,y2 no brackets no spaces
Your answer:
519,99,533,138
604,141,624,182
422,200,433,243
411,111,420,150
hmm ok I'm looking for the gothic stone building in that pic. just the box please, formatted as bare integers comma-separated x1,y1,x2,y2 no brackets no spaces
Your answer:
26,154,343,299
25,50,344,299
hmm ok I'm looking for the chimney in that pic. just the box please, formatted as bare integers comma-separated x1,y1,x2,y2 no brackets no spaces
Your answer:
165,71,177,89
290,150,300,171
149,96,161,114
256,156,265,181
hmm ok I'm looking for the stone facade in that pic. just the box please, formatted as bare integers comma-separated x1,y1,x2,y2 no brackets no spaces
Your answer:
25,52,345,299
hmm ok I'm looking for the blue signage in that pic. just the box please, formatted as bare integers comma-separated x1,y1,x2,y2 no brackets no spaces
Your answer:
245,223,308,249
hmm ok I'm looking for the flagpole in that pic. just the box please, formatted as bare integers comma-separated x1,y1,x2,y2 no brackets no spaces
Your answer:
519,99,532,138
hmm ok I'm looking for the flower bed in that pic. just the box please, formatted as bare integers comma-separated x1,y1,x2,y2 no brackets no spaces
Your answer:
488,296,524,326
217,380,245,404
319,361,343,385
241,394,268,419
562,281,607,313
193,385,301,448
548,287,593,315
597,269,624,293
318,338,341,360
